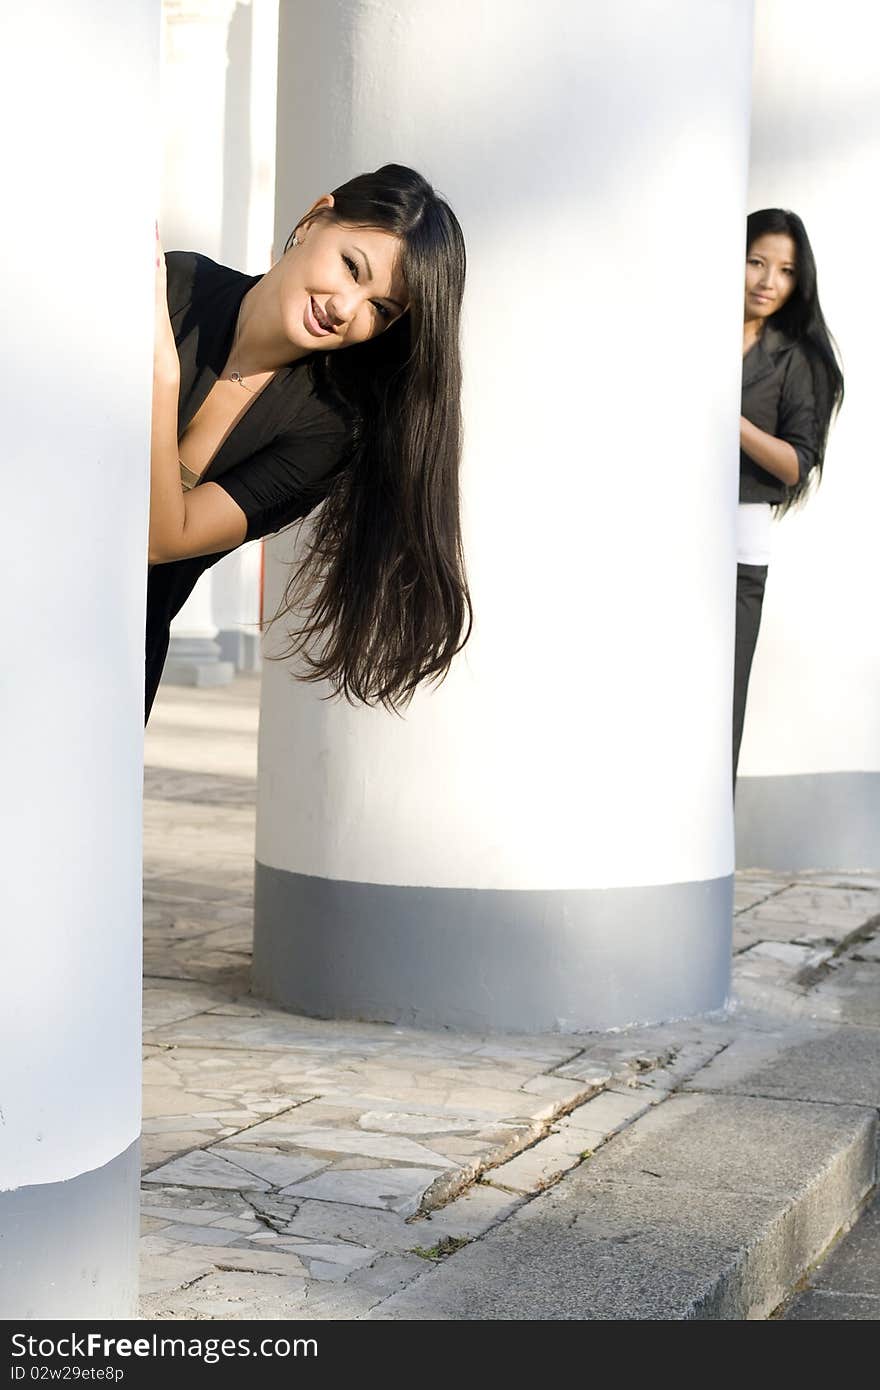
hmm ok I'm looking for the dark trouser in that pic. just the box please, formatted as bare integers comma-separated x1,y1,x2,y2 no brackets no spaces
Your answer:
733,562,769,792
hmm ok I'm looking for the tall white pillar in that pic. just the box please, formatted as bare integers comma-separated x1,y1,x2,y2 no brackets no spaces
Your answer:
252,0,754,1032
737,0,880,869
159,0,276,686
0,1,156,1317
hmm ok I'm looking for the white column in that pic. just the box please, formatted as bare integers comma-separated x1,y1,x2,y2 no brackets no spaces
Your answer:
0,0,157,1318
158,0,277,687
252,0,754,1032
160,0,240,688
737,0,880,869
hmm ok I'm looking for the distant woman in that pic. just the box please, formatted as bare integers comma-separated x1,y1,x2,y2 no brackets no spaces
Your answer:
735,208,843,786
149,164,471,722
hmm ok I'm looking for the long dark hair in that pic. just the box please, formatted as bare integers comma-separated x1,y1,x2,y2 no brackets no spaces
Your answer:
264,164,471,710
746,208,843,512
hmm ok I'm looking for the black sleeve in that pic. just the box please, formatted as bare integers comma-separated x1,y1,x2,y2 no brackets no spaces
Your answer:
164,249,199,319
211,399,353,543
778,346,819,483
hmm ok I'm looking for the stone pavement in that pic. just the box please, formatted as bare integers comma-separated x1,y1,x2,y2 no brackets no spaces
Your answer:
778,1189,880,1319
142,675,880,1320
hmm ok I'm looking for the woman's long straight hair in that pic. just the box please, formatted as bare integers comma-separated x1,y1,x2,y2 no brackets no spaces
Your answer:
264,164,471,710
747,208,844,512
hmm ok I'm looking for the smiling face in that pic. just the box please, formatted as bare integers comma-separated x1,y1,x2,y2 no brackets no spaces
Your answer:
277,195,410,352
744,232,798,324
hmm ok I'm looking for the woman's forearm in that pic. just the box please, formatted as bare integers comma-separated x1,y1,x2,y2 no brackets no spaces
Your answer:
149,364,185,564
740,416,799,486
150,232,187,565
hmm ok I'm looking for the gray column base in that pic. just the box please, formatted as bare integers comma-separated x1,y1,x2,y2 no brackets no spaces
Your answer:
736,772,880,871
0,1140,140,1319
217,627,262,673
162,635,235,688
252,863,733,1034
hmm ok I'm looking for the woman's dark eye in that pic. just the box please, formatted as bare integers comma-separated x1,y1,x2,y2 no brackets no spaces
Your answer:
342,253,359,281
373,302,391,321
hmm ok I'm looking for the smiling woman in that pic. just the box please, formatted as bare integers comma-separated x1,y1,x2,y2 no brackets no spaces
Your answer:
733,207,844,786
147,164,471,721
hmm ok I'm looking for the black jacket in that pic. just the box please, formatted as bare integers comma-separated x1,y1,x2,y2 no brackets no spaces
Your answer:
740,322,819,504
145,252,355,721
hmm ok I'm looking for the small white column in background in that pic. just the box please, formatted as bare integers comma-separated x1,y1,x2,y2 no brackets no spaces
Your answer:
160,0,275,686
738,0,880,869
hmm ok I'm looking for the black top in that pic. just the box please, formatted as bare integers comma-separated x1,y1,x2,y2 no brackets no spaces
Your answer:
740,322,819,504
145,252,355,721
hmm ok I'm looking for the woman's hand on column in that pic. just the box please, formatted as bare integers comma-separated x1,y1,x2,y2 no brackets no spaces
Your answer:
154,223,180,385
149,221,186,565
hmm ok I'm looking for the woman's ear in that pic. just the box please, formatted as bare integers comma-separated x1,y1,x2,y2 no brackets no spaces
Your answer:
297,193,335,242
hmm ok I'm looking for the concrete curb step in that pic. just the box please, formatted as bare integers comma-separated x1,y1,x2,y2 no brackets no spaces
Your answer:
366,1028,880,1320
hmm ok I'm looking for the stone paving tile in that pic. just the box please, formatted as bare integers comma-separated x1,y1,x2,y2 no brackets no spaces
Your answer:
483,1132,587,1194
553,1085,658,1133
407,1182,524,1242
278,1200,424,1254
278,1166,444,1216
222,1127,457,1169
344,1253,432,1300
144,766,259,806
355,1107,513,1135
144,949,252,990
734,878,791,913
141,1270,311,1320
142,982,233,1031
204,1146,332,1189
745,884,880,928
143,1132,241,1170
276,1242,378,1281
152,1223,246,1247
143,1011,405,1052
143,1150,275,1191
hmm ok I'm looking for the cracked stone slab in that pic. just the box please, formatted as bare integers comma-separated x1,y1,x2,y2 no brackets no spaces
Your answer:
278,1166,443,1216
278,1200,424,1254
278,1242,378,1280
206,1147,330,1188
234,1127,457,1169
483,1132,587,1194
143,1149,274,1191
407,1183,524,1242
556,1086,657,1134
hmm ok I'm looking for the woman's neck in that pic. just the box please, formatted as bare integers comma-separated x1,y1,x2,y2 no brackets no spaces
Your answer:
743,315,764,350
232,265,312,377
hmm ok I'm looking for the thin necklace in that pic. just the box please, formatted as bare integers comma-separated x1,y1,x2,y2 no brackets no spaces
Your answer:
228,303,256,393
